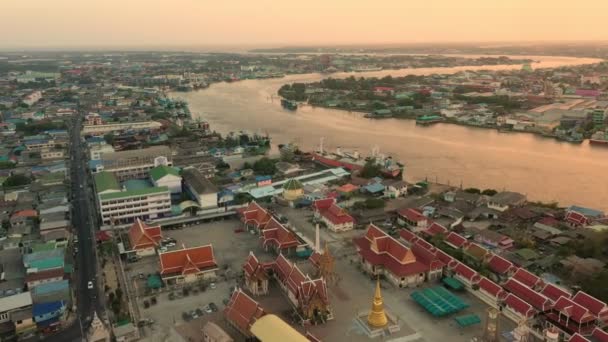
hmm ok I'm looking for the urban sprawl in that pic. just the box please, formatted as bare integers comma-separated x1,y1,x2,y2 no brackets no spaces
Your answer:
0,52,607,342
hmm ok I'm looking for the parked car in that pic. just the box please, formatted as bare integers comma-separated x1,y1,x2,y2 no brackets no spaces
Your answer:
209,283,216,289
204,305,213,314
209,302,218,312
87,281,94,290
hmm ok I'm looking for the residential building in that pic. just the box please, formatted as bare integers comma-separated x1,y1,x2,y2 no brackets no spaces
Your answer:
112,322,139,342
312,198,355,232
487,192,526,212
382,179,408,198
159,245,218,284
182,167,218,208
40,149,64,160
89,144,115,161
0,292,33,341
397,208,429,231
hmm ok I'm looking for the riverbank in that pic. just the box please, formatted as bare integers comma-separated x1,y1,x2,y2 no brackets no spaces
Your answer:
172,54,608,210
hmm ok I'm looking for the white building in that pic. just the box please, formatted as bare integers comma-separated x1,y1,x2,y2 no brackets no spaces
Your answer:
93,146,172,181
93,172,172,228
182,167,218,208
89,144,115,161
149,166,182,194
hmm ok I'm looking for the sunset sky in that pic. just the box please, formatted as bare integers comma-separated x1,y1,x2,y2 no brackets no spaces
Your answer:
1,0,607,48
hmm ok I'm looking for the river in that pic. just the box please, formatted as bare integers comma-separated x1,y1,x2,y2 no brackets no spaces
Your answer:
174,55,608,210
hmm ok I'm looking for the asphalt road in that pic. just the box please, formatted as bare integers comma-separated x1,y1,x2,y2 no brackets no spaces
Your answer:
44,114,99,341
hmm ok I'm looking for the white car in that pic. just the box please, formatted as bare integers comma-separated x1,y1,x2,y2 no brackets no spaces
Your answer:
87,281,94,290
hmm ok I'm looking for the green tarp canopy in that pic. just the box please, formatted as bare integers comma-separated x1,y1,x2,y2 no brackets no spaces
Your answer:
442,277,464,290
454,314,481,327
410,286,469,317
147,275,162,289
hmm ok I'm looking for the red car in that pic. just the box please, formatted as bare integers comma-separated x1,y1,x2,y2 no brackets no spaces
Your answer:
234,228,244,233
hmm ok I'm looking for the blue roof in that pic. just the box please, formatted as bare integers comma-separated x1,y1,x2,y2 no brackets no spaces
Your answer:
568,205,604,218
255,175,272,182
32,280,69,296
85,137,105,144
88,159,102,170
33,301,65,316
123,179,153,191
24,139,49,145
364,182,385,193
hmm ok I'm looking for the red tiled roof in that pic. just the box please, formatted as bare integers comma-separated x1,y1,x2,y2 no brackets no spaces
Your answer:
261,218,299,250
445,232,467,248
453,262,480,283
354,224,431,277
243,252,268,280
572,291,608,318
240,202,272,229
435,249,454,265
487,254,514,275
159,245,217,276
298,278,329,309
504,294,536,318
128,219,162,250
397,208,427,222
312,198,334,211
553,296,596,324
478,277,506,299
272,254,329,308
398,229,419,244
336,183,359,193
566,211,589,226
541,283,571,302
592,327,608,342
314,199,355,225
423,222,448,236
568,333,591,342
503,278,552,311
512,268,542,288
224,289,265,335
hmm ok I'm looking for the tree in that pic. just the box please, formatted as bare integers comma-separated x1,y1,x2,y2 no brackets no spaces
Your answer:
581,270,608,304
360,159,381,179
3,174,30,187
252,157,277,175
464,188,481,194
481,189,498,196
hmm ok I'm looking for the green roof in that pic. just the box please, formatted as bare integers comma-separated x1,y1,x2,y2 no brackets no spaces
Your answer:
283,178,303,190
94,172,120,193
30,257,64,271
30,242,58,253
123,179,153,191
99,186,169,201
149,166,180,181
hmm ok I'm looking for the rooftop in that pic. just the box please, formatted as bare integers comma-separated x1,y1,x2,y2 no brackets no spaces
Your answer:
94,171,120,193
99,186,168,201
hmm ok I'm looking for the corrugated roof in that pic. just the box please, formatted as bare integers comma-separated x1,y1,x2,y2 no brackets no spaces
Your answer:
251,314,308,342
149,165,180,181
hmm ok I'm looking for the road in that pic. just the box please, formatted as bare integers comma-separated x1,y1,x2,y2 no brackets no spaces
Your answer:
44,114,100,341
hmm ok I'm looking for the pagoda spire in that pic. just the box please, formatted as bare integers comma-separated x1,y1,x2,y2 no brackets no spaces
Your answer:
367,278,388,328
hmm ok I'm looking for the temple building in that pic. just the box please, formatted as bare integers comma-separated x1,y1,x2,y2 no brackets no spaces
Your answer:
158,244,218,284
312,198,355,232
224,289,266,339
126,219,162,257
238,201,272,231
282,178,304,201
243,252,270,296
272,254,332,324
261,218,300,255
353,224,444,288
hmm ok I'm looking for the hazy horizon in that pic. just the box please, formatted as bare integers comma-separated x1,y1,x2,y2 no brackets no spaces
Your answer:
2,0,608,49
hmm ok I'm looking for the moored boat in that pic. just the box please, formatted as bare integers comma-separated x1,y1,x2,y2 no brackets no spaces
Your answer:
281,98,298,110
590,131,608,145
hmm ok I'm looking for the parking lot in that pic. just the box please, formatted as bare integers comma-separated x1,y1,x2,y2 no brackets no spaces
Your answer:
122,217,268,337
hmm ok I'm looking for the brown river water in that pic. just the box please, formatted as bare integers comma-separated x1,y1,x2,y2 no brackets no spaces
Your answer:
173,55,608,210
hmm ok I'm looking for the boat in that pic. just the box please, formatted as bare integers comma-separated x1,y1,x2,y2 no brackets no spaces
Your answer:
281,99,298,110
311,141,404,178
416,115,443,125
590,131,608,145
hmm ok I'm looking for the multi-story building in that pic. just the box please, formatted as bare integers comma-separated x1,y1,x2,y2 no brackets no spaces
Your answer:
182,167,218,208
93,172,172,227
82,121,162,135
92,146,172,181
0,292,34,341
40,149,64,160
89,144,115,161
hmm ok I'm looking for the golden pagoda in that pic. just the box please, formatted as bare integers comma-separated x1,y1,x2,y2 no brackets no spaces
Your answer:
367,278,388,328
